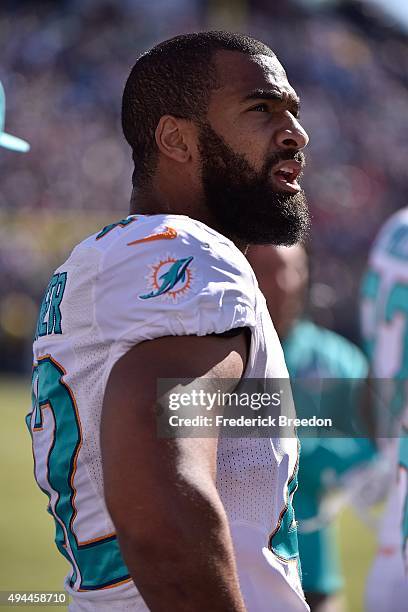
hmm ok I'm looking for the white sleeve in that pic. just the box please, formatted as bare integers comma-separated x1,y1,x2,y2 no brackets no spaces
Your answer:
94,217,257,374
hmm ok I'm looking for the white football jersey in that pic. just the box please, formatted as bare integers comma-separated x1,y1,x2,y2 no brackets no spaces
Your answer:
361,207,408,383
28,214,308,611
361,207,408,607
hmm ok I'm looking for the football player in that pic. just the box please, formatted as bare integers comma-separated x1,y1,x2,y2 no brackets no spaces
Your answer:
27,32,310,611
360,207,408,612
248,244,377,612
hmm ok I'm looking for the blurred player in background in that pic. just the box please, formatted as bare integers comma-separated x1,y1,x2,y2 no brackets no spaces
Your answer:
248,244,377,612
360,208,408,612
27,32,312,611
0,81,30,153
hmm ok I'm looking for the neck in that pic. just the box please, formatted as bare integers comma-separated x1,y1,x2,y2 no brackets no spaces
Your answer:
129,186,248,253
129,185,170,216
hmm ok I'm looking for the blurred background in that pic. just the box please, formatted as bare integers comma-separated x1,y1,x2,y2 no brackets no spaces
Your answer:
0,0,408,372
0,0,407,610
1,0,408,372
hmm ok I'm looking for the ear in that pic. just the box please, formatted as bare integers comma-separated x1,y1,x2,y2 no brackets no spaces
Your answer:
154,115,193,164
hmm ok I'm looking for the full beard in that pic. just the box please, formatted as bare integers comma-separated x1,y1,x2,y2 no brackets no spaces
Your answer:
198,122,310,246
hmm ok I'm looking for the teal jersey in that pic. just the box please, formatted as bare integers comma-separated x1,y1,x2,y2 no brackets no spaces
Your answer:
360,207,408,562
283,320,375,594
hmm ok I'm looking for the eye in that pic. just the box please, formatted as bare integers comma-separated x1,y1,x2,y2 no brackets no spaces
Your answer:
249,103,269,112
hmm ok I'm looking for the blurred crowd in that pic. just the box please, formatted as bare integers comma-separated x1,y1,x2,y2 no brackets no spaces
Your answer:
1,0,407,372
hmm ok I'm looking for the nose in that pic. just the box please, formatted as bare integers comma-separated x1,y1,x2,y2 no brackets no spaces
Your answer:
275,115,309,151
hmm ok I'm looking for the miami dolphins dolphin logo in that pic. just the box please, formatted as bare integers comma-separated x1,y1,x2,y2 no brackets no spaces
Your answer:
140,256,194,300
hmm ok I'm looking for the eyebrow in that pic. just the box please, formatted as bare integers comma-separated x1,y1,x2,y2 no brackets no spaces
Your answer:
243,88,300,115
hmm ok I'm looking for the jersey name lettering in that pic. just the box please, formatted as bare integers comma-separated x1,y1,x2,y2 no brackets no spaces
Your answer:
36,272,67,338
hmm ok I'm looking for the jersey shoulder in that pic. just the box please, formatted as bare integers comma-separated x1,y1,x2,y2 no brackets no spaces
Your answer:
87,214,257,347
35,214,257,347
89,213,257,302
62,213,257,307
79,213,251,277
36,214,258,376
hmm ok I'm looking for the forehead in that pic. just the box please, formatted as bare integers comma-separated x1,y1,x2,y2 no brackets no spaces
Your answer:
212,50,296,101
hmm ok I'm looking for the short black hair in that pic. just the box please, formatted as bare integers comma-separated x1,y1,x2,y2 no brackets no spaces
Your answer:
122,31,275,189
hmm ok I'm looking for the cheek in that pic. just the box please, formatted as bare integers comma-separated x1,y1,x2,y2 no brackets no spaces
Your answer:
211,115,271,167
233,124,270,161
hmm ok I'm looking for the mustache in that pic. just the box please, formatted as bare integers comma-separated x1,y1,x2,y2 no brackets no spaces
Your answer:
264,150,306,173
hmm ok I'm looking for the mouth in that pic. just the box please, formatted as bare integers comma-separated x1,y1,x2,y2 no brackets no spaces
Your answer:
272,159,303,193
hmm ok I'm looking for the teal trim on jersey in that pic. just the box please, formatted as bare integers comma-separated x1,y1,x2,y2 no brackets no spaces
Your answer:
95,217,135,240
139,256,194,299
25,416,74,573
283,321,375,594
27,368,79,576
36,274,59,338
269,448,300,564
360,269,381,360
36,273,67,338
48,272,66,335
28,357,130,590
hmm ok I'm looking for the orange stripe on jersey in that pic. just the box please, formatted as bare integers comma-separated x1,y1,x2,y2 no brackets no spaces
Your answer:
79,532,117,546
78,577,133,592
127,226,177,246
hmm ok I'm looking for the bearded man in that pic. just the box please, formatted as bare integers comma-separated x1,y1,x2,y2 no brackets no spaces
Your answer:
27,32,310,612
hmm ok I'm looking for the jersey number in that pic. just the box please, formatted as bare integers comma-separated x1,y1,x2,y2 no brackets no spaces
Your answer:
26,355,130,591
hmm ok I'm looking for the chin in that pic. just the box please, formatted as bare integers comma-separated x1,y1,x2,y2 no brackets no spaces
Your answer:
237,224,306,247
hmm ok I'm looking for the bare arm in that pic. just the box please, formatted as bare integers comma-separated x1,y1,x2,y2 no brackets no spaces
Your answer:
101,332,248,612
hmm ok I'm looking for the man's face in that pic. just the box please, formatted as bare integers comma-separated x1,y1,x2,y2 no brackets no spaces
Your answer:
198,51,310,245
